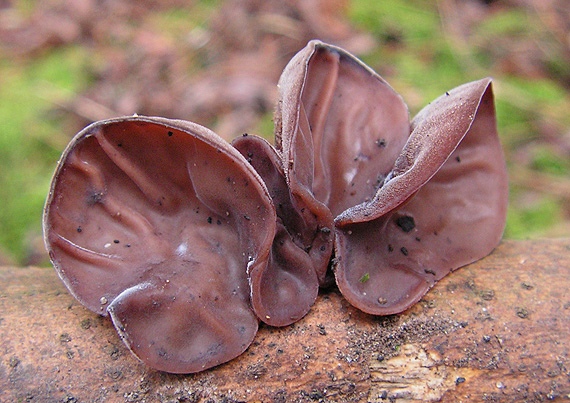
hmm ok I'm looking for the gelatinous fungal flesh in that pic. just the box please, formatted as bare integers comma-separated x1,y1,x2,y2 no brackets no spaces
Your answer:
43,40,508,374
232,134,332,326
43,116,276,373
270,40,508,315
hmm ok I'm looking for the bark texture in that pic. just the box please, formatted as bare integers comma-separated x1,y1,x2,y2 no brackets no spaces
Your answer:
1,239,569,402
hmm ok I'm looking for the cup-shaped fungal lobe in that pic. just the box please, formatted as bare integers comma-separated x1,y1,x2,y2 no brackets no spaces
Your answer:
233,135,321,326
274,40,410,280
276,40,410,217
334,78,508,315
43,116,276,373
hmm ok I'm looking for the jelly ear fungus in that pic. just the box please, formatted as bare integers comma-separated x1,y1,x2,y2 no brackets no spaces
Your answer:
232,135,324,326
270,40,508,315
334,78,508,315
42,40,509,375
43,116,276,373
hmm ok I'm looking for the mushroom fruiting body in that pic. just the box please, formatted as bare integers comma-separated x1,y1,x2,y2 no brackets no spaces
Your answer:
43,117,276,373
237,40,508,315
43,40,508,374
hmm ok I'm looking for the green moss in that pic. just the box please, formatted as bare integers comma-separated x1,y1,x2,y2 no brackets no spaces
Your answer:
505,197,564,239
475,9,532,37
530,146,570,176
149,1,221,37
0,45,91,263
349,0,440,48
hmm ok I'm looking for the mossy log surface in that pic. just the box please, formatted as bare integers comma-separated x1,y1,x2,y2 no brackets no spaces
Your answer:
1,239,569,402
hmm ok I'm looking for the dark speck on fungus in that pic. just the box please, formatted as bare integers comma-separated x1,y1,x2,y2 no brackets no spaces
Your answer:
396,216,415,233
43,40,508,374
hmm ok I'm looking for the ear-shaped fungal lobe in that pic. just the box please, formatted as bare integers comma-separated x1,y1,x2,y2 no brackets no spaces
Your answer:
274,40,410,280
334,78,508,315
233,135,320,326
43,116,276,373
277,40,410,216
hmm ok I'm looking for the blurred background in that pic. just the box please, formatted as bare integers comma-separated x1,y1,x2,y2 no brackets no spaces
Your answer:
0,0,569,267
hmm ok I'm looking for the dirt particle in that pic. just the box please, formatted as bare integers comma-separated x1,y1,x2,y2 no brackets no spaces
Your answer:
104,344,121,360
375,138,387,148
87,191,104,205
388,244,394,252
106,368,123,380
59,333,71,343
80,318,91,329
396,215,415,232
483,335,491,343
516,307,529,319
400,247,409,256
424,299,436,309
480,289,495,301
246,363,267,379
456,377,466,385
521,282,534,290
317,324,327,336
167,131,173,136
207,217,213,224
8,356,20,368
378,297,387,305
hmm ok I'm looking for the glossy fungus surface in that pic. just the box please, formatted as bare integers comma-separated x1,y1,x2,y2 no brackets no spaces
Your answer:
44,40,509,374
334,78,508,315
233,135,327,326
43,116,275,373
262,40,508,315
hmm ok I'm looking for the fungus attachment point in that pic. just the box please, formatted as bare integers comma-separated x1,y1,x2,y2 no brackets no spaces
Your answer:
232,135,324,326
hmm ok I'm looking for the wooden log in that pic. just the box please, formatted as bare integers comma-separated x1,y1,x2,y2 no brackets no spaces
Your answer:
1,239,569,402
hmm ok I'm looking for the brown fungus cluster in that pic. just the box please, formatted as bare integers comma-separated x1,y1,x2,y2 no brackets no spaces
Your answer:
43,40,508,374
